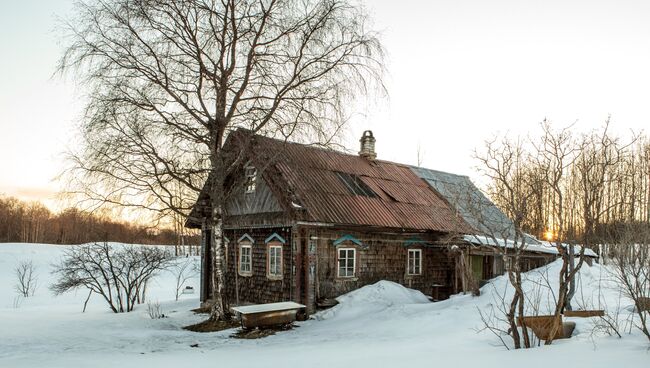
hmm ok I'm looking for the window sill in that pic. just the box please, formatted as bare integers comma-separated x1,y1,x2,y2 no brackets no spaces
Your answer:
336,276,358,281
238,272,253,277
266,275,283,281
406,273,422,277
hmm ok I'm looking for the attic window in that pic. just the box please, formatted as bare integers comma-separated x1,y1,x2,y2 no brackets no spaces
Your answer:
244,166,257,194
336,172,376,197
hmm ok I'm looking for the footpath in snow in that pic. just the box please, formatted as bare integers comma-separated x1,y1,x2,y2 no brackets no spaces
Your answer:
0,243,648,368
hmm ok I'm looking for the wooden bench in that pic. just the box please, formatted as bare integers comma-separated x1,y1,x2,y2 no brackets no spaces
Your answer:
231,302,306,330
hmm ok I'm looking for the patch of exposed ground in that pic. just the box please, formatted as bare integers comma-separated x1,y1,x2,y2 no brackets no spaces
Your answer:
231,324,296,339
183,319,240,332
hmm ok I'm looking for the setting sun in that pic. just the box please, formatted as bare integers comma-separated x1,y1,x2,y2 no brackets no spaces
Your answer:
543,230,555,241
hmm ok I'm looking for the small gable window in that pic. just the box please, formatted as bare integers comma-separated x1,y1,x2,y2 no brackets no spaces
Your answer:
407,249,422,275
238,243,253,276
244,166,257,194
337,248,356,278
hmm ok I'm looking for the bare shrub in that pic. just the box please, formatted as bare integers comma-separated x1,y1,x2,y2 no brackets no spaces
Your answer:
147,301,164,319
609,239,650,342
51,242,173,313
14,259,37,297
476,281,518,350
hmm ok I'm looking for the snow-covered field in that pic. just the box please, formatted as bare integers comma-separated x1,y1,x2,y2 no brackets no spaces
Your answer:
1,243,648,368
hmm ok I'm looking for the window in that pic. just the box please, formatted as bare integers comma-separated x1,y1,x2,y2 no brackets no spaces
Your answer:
407,249,422,275
505,256,513,271
239,243,252,276
244,166,257,194
335,172,377,197
267,244,283,279
337,248,356,278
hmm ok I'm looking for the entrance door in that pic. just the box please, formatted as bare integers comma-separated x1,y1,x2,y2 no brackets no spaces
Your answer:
470,255,483,282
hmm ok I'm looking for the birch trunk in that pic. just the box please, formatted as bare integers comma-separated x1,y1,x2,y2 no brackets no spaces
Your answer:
209,203,229,321
209,157,230,321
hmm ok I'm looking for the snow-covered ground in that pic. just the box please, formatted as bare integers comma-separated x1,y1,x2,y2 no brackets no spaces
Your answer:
1,243,648,368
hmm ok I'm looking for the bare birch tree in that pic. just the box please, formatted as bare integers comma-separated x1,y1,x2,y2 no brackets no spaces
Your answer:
474,136,538,349
58,0,384,321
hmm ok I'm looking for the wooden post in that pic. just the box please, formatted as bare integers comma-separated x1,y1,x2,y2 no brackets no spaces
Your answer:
292,226,303,304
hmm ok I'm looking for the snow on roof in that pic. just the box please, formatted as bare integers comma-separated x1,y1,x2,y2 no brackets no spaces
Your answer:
463,234,557,255
410,167,540,245
463,235,598,257
537,240,599,258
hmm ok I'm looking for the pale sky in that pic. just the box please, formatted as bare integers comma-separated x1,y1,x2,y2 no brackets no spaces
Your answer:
1,0,650,209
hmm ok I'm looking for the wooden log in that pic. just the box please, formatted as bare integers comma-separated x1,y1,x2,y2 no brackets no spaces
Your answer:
564,310,605,317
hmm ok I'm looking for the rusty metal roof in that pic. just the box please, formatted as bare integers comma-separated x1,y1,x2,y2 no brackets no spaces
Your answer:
244,133,473,234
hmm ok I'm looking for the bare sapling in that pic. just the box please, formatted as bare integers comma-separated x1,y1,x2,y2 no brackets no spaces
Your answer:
171,258,196,301
473,135,539,349
14,259,38,297
609,226,650,342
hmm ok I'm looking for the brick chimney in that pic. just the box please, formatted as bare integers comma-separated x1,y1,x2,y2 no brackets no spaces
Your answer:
359,130,376,160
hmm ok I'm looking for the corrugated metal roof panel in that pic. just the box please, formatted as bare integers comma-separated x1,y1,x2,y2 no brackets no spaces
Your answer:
241,134,472,233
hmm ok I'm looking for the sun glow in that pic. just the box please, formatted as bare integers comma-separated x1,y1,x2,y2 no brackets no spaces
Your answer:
543,230,555,241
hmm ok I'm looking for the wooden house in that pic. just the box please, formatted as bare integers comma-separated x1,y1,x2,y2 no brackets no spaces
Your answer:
185,129,556,313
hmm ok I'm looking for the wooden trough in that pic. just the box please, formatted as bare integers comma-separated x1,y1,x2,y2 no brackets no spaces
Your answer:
231,302,306,330
517,315,574,341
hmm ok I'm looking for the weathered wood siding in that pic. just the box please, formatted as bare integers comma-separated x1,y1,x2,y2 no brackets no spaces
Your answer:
226,176,283,216
223,227,294,305
312,229,456,303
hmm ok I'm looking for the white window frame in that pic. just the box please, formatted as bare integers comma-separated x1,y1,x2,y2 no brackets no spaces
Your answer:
244,166,257,194
407,248,422,275
238,243,253,276
267,243,283,279
337,247,356,278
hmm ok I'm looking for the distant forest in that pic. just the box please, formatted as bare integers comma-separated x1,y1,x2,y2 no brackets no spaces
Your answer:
0,195,197,246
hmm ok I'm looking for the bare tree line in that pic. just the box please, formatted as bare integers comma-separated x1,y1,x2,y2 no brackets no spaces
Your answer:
486,119,649,246
0,195,196,245
473,119,649,348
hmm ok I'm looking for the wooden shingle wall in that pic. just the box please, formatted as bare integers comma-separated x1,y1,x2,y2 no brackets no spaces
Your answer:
314,230,456,303
223,227,294,305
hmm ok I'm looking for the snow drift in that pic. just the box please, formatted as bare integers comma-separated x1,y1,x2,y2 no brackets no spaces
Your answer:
1,243,649,368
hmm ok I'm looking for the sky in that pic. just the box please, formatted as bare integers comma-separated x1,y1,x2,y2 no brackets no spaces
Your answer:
0,0,77,209
1,0,650,210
